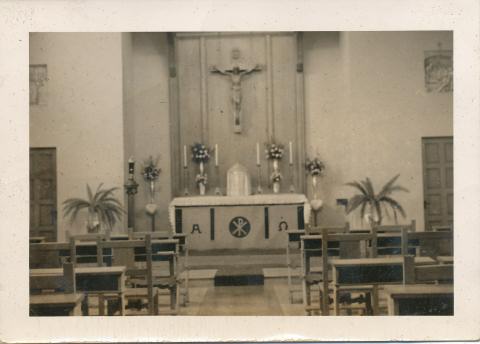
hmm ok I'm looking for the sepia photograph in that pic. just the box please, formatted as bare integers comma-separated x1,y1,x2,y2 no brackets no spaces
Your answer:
28,30,454,317
1,1,479,343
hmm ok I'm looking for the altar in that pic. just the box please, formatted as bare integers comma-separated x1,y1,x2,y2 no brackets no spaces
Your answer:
169,194,310,250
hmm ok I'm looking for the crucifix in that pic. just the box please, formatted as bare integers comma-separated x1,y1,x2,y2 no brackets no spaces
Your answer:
211,49,262,133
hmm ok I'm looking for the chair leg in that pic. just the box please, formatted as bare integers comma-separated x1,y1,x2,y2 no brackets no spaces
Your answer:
305,283,312,316
334,287,340,316
371,285,379,315
154,292,159,315
98,294,105,316
81,293,89,316
365,292,373,315
319,286,324,316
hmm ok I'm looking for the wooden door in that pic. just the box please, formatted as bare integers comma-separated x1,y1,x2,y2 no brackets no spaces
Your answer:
30,148,57,241
422,137,453,230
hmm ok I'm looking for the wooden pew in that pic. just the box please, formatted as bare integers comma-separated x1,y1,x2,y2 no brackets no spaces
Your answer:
30,262,85,316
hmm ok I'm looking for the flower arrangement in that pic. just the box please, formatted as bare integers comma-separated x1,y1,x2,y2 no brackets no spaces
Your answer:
191,143,211,164
305,157,326,176
265,142,284,160
195,174,208,186
142,156,161,181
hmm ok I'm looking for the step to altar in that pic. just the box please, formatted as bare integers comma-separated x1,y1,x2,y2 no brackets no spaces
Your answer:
187,248,291,270
214,265,264,286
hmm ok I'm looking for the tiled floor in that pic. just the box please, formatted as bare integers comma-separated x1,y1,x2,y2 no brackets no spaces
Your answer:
176,279,306,316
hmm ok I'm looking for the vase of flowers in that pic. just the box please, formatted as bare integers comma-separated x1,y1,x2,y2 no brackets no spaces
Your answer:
305,157,325,200
305,157,326,226
192,143,210,195
142,156,161,215
265,142,284,193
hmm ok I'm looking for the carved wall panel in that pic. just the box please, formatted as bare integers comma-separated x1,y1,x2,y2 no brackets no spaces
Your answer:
169,32,305,196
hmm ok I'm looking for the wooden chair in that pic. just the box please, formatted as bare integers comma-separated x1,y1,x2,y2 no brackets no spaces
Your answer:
67,235,125,315
130,231,189,305
300,225,369,315
30,262,85,316
289,223,349,305
107,235,180,315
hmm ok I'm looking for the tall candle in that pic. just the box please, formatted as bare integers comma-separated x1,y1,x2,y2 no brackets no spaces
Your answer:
289,141,293,165
183,145,187,168
256,143,260,166
215,144,219,167
128,156,135,176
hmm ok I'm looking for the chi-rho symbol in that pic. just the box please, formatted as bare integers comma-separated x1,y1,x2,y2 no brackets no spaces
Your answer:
229,216,251,238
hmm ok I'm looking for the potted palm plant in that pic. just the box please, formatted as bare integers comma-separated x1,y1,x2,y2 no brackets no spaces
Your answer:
63,183,124,237
345,174,408,228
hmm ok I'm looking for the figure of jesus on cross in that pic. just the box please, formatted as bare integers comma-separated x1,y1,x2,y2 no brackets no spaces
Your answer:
211,49,262,133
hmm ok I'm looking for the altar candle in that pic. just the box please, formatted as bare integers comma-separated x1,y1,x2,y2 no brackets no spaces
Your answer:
183,145,187,168
256,143,260,166
128,156,135,176
215,144,219,166
289,141,293,165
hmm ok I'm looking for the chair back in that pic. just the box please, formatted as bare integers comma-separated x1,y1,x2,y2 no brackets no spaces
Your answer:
30,263,75,294
30,242,69,268
68,235,112,267
403,255,453,284
373,220,416,233
407,231,453,257
370,221,416,257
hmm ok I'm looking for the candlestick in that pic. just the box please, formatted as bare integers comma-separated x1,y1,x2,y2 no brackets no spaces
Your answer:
215,144,219,167
183,145,187,168
128,156,135,179
183,164,190,196
289,141,293,165
256,143,260,166
289,164,295,193
214,165,222,195
256,165,263,194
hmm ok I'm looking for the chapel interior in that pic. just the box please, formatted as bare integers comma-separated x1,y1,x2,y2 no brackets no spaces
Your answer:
29,31,454,316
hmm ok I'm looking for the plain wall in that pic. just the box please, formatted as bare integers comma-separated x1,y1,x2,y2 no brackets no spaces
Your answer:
29,33,126,241
124,33,172,232
304,31,453,229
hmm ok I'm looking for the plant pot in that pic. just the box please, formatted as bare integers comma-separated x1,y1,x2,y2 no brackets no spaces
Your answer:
86,211,100,233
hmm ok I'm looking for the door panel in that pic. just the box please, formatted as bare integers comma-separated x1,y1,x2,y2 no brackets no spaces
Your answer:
422,137,453,230
30,148,57,241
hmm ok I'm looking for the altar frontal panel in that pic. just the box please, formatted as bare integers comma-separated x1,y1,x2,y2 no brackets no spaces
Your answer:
176,204,303,250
